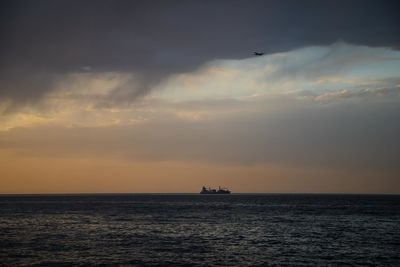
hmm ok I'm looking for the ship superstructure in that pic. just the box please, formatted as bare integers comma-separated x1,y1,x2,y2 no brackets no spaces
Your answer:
200,186,231,194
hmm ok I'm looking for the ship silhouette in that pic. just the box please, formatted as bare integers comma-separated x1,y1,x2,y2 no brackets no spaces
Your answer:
200,186,231,194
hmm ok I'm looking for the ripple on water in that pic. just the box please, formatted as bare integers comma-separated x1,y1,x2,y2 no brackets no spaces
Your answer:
0,194,399,266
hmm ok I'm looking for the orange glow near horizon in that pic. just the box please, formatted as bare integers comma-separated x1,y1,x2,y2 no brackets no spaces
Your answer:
1,150,398,194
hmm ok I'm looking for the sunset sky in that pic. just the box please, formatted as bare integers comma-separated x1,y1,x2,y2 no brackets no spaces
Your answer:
1,0,399,193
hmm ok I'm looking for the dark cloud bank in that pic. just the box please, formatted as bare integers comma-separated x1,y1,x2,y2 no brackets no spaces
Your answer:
1,0,399,103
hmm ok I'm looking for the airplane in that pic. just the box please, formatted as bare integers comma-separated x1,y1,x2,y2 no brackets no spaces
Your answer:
254,52,264,56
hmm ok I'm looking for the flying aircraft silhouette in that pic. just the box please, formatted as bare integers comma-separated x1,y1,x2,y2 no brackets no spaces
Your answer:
254,52,264,56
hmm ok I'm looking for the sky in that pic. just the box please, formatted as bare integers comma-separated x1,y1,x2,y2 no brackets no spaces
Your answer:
0,0,399,194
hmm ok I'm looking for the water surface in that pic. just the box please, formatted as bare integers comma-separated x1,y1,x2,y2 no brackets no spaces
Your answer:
1,194,399,266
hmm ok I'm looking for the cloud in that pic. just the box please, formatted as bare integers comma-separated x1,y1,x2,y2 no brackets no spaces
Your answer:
0,43,399,178
153,43,400,101
0,43,399,129
314,86,400,101
1,1,400,104
1,97,399,172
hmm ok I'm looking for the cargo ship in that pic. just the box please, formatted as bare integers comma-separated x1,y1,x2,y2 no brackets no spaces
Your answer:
200,186,231,194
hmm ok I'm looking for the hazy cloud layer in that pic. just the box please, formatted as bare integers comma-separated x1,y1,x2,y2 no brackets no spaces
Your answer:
1,98,399,171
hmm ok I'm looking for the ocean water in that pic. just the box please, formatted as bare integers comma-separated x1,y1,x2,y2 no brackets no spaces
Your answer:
0,194,399,266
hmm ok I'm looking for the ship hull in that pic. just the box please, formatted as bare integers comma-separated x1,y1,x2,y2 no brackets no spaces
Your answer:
200,191,231,194
200,192,231,195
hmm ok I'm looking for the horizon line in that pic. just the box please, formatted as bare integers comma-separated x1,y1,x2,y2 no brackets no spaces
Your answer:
0,192,399,196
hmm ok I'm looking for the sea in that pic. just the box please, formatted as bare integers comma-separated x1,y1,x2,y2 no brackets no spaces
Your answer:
0,194,399,266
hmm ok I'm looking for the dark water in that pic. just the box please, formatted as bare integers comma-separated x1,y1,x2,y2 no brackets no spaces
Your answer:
1,194,399,266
